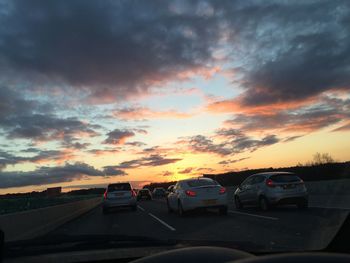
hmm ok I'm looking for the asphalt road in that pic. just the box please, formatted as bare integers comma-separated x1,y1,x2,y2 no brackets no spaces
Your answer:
47,198,349,252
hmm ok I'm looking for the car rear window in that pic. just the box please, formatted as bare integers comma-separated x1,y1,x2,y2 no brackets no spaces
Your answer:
187,179,218,187
270,174,301,183
140,189,148,193
108,183,131,192
155,188,165,192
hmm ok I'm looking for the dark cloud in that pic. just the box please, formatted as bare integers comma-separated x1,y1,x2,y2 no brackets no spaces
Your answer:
225,105,346,133
183,132,279,156
102,166,127,176
178,167,193,174
186,135,232,156
0,87,100,142
162,171,173,177
0,0,222,101
116,154,182,169
0,162,105,188
125,141,147,147
0,150,72,170
218,157,250,166
103,129,135,145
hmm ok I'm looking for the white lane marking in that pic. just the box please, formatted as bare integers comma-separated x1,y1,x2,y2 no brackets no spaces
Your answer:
310,205,350,210
137,205,145,211
229,210,279,220
148,213,176,231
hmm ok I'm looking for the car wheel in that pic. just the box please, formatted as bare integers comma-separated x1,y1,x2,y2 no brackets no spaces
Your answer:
178,201,185,217
219,206,228,215
167,199,173,213
297,200,308,209
234,196,243,209
259,197,269,211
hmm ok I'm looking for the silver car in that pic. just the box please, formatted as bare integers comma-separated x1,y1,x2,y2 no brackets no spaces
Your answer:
234,172,308,210
102,182,137,214
167,178,228,216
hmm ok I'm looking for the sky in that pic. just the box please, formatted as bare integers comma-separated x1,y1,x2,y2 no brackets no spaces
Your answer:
0,0,350,194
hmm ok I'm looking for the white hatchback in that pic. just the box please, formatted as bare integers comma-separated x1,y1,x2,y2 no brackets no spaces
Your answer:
102,182,137,214
167,178,228,216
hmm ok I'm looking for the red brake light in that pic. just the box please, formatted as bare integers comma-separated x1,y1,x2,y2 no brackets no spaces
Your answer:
266,179,276,187
131,190,136,197
219,187,226,194
104,191,107,199
185,190,196,197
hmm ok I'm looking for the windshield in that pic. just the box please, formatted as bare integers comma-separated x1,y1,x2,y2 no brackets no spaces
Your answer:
187,179,218,188
1,0,349,259
270,174,301,183
108,184,131,192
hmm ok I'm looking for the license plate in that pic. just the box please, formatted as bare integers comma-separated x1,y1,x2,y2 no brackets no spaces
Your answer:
203,199,217,205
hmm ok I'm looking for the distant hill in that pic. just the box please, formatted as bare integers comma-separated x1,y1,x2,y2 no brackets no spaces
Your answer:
204,162,350,186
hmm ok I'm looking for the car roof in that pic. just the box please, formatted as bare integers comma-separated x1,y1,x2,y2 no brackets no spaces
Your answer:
107,182,131,186
177,177,214,183
250,171,294,177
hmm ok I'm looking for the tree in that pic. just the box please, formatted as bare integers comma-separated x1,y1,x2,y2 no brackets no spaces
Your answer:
312,152,335,165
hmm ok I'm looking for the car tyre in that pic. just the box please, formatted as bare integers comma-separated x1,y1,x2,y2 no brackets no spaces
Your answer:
234,196,243,209
178,200,185,217
219,206,228,215
259,196,269,211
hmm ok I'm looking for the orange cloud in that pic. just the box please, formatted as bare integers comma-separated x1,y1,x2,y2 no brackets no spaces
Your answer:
207,94,317,115
114,107,193,120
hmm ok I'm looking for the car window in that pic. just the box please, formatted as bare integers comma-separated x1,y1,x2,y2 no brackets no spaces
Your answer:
242,177,254,186
253,176,265,184
187,179,218,187
270,174,301,183
108,183,131,192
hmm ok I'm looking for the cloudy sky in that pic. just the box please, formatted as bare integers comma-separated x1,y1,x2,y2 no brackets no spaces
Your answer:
0,0,350,193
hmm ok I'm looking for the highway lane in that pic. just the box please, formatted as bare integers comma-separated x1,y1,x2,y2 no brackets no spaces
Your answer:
46,198,349,252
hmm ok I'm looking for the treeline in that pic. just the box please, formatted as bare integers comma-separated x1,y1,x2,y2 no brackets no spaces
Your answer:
65,188,105,195
143,181,177,191
205,162,350,186
0,188,105,198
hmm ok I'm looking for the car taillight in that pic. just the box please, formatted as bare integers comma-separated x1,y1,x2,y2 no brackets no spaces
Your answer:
219,187,226,194
266,179,276,188
131,190,136,197
185,190,196,197
104,191,107,199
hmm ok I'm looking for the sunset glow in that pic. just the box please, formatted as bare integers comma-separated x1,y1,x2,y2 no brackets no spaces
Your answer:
1,0,350,194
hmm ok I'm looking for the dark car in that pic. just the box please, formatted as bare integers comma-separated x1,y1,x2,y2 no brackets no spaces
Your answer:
152,187,166,198
137,189,152,201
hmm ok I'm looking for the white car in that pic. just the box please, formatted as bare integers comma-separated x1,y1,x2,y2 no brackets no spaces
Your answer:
166,178,228,216
102,182,137,214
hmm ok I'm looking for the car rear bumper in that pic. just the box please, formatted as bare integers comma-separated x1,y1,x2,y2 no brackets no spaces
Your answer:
182,195,228,211
268,192,308,205
103,198,136,208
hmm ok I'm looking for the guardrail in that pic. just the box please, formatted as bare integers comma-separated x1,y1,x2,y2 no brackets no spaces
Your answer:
0,197,102,242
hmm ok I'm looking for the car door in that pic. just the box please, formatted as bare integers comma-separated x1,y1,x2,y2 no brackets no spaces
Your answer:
243,176,257,204
238,177,253,204
247,176,264,204
167,182,179,210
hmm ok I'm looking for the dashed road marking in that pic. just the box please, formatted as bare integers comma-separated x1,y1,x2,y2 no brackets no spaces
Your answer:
148,213,176,231
229,210,279,220
137,205,145,211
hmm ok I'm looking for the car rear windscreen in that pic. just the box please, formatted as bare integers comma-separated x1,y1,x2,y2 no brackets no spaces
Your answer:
270,174,301,183
108,183,131,192
187,179,218,187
